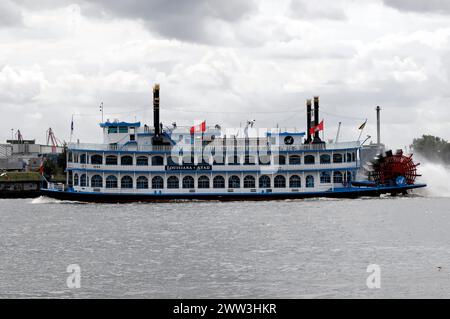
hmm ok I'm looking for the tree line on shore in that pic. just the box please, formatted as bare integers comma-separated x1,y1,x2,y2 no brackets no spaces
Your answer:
411,135,450,163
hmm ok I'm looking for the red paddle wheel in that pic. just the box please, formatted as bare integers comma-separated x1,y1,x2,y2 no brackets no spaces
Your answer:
369,150,421,185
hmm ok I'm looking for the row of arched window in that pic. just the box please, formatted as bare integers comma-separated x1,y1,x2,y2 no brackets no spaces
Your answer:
71,152,356,166
73,172,351,189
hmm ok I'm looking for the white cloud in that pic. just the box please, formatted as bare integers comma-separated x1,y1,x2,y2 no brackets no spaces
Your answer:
0,0,23,26
0,0,449,148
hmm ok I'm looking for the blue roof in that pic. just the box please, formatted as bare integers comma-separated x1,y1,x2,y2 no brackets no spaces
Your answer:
100,122,141,128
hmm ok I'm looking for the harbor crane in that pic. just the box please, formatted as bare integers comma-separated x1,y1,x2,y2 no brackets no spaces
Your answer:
46,128,60,153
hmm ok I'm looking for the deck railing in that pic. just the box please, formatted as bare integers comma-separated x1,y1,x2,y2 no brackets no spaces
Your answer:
68,141,360,152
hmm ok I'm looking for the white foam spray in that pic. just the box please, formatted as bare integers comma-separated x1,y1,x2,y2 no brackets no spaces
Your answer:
31,196,62,204
415,158,450,198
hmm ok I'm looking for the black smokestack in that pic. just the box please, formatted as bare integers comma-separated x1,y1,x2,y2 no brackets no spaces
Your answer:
313,96,323,144
305,99,312,144
153,84,160,136
376,105,381,146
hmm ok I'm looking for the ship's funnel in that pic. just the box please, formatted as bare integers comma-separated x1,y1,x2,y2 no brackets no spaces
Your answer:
376,105,381,146
153,84,160,136
312,96,323,144
305,99,312,144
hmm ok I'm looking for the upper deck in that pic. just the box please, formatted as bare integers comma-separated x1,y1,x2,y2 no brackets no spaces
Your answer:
68,140,361,153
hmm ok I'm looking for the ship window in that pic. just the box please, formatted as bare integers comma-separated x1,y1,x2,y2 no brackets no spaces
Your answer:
304,155,315,165
306,175,315,188
136,176,149,189
105,155,118,165
183,156,194,164
346,153,352,162
352,152,356,162
119,126,128,133
244,155,256,165
320,171,331,183
91,155,103,165
289,175,301,188
108,127,118,134
121,156,133,166
259,155,270,165
259,175,271,188
91,175,103,188
182,176,195,189
80,154,86,164
333,171,343,183
228,155,239,165
121,176,133,189
198,176,210,189
243,175,256,188
168,156,179,165
274,155,286,165
68,152,73,162
152,156,164,166
289,155,301,165
320,154,331,164
68,171,73,187
106,175,118,188
167,176,179,189
274,175,286,188
152,176,164,189
74,173,79,186
228,175,240,188
80,174,87,187
333,153,343,163
136,156,148,166
213,176,225,188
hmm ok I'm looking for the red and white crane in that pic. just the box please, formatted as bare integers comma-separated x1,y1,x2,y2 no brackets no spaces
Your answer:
46,128,60,153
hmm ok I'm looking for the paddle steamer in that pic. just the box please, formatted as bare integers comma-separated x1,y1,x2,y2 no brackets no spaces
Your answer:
41,84,426,202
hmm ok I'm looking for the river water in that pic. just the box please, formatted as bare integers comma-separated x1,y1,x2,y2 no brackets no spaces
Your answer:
1,192,450,298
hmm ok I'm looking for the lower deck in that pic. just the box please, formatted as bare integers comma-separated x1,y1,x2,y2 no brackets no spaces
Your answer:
41,183,427,203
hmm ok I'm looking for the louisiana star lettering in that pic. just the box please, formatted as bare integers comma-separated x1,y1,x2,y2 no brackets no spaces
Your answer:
165,164,212,171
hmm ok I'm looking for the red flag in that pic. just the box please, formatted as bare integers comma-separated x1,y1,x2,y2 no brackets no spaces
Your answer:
309,120,324,135
190,121,206,135
39,157,44,175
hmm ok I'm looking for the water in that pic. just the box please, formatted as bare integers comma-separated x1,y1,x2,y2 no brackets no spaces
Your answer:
1,192,450,298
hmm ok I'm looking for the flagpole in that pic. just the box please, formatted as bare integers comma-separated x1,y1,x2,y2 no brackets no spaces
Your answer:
321,118,324,142
357,129,363,142
201,131,204,163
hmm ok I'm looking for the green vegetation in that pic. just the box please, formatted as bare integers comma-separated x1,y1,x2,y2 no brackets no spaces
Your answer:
0,172,42,182
43,144,67,182
411,135,450,163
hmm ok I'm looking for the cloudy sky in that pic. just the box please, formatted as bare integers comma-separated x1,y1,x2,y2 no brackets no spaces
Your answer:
1,0,449,149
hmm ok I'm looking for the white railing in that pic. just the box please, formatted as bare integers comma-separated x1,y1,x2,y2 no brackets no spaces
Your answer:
67,161,360,172
68,141,360,152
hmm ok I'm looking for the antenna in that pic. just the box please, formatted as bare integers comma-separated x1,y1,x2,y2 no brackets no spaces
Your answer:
100,102,104,123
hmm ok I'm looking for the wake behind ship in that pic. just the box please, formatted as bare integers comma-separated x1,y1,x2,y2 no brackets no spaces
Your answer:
41,84,426,203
